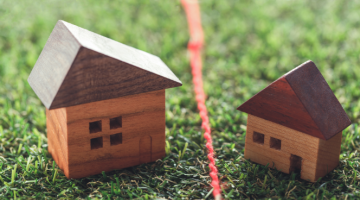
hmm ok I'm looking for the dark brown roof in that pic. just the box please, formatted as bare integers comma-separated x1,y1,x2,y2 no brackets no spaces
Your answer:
28,20,182,109
238,60,351,140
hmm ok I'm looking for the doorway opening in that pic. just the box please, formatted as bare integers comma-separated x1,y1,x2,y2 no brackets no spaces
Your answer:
290,154,302,175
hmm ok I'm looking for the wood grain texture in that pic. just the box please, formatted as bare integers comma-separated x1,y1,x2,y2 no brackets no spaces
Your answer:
28,20,182,110
51,47,181,109
315,131,342,180
28,21,81,109
238,60,351,140
285,60,351,140
139,136,152,163
46,90,166,179
61,20,181,85
244,114,342,182
67,90,165,178
46,107,70,177
238,77,325,139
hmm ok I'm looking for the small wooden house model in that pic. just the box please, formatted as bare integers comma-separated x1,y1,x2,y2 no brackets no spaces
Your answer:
237,61,351,182
28,20,182,179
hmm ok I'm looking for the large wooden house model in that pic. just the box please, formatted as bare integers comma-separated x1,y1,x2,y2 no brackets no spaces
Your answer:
28,20,182,179
237,61,351,182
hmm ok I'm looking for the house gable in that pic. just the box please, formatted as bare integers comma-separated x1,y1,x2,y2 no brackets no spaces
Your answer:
238,61,351,140
238,76,324,139
28,20,182,109
61,21,181,85
51,47,181,109
27,21,81,109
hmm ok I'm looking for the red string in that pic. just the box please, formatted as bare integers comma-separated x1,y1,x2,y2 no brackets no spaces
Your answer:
181,0,221,199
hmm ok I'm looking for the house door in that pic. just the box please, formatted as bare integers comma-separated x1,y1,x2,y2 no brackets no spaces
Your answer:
139,136,152,163
290,154,302,175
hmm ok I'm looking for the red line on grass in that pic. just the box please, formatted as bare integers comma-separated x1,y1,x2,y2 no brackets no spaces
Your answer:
181,0,221,199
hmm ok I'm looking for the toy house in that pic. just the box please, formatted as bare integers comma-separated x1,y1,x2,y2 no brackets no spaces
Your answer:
27,20,182,179
237,61,351,182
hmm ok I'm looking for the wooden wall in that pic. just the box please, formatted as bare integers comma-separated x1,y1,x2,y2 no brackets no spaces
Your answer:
244,114,341,182
47,89,165,179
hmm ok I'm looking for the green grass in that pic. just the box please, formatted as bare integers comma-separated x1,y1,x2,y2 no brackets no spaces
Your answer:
1,0,360,199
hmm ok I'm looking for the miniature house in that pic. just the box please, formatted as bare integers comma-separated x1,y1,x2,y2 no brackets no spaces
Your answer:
27,20,182,179
237,61,351,182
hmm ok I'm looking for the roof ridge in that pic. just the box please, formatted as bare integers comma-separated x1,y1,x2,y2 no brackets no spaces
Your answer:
60,20,182,85
28,20,182,109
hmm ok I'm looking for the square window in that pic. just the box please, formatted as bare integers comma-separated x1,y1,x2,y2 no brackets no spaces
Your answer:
270,137,281,150
110,133,122,146
91,137,103,149
89,120,102,133
253,131,264,144
110,116,122,129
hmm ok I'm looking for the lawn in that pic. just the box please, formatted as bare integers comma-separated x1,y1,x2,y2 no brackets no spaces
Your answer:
1,0,360,199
